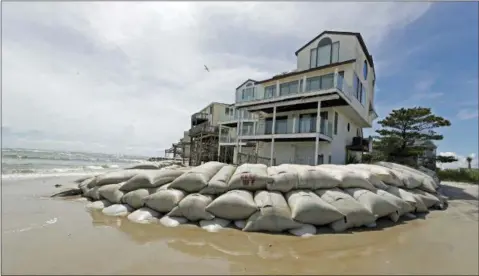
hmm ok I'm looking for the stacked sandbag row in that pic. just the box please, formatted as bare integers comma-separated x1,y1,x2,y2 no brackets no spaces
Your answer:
80,161,447,236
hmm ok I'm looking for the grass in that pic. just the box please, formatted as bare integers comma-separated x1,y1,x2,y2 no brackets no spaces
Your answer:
437,168,479,184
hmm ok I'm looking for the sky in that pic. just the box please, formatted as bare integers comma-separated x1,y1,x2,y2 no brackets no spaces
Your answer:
2,2,478,168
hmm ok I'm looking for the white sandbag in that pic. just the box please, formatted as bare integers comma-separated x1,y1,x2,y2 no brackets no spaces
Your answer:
285,190,345,226
243,191,302,233
167,194,215,221
200,165,237,195
159,216,188,227
86,199,112,211
95,169,143,187
385,186,428,213
85,186,102,200
83,177,99,189
266,164,299,192
409,189,442,208
121,188,157,209
126,163,159,170
315,188,376,232
120,169,186,192
288,224,317,237
341,166,389,190
391,169,423,189
346,164,403,187
102,203,134,217
144,188,186,213
322,166,376,191
199,218,231,232
295,165,341,190
345,188,400,221
375,189,414,216
205,190,257,220
98,183,125,203
127,207,160,224
376,161,438,190
234,220,246,229
228,164,273,191
169,161,226,193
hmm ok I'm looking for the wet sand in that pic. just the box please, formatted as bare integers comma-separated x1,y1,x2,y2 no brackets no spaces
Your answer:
2,177,478,275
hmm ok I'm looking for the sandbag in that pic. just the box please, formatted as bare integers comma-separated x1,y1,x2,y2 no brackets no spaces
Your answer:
390,169,423,189
82,177,99,189
243,191,302,233
315,188,376,232
86,199,112,211
199,218,231,232
228,164,273,191
95,169,143,187
294,165,341,190
385,186,427,213
102,204,134,217
322,166,376,191
409,189,442,208
376,162,438,190
266,164,299,192
159,216,188,227
346,164,403,187
144,188,186,213
85,186,102,200
75,175,94,184
126,163,159,170
200,165,237,195
120,169,185,192
285,190,345,226
169,161,226,193
234,220,246,229
205,190,257,220
345,188,400,221
288,224,316,237
127,207,160,224
98,183,125,203
341,166,389,190
121,188,158,209
167,194,215,221
375,189,414,216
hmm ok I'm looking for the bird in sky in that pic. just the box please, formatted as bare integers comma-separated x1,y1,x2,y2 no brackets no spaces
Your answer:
204,65,210,72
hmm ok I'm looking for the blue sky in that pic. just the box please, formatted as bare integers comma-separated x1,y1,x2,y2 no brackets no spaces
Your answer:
367,2,478,167
2,2,478,167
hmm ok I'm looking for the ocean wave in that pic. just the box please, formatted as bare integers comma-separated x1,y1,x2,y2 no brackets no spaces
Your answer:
2,164,124,178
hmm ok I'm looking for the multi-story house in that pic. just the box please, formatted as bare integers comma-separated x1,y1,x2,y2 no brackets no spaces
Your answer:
220,31,378,166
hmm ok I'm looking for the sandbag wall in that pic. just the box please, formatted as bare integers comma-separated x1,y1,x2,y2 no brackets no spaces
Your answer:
78,161,447,236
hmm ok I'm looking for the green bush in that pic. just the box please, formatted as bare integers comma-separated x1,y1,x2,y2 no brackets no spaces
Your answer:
437,168,479,184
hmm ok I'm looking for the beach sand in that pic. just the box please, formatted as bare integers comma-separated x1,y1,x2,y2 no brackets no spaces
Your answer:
2,177,478,275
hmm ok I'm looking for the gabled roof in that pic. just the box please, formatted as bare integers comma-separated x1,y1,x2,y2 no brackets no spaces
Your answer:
235,79,257,90
294,31,374,69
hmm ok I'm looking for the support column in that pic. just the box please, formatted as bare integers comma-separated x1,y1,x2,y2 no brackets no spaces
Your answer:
292,113,297,133
302,75,307,92
314,101,322,165
270,106,277,166
218,125,222,161
275,81,280,97
235,109,241,164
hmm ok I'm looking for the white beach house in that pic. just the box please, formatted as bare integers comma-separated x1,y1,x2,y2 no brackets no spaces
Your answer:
219,31,378,166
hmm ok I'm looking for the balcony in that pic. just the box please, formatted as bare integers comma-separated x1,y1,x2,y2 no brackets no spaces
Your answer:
191,112,211,126
239,118,333,142
219,110,257,126
189,122,218,137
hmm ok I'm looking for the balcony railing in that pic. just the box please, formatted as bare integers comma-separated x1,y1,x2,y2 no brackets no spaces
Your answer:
219,110,256,123
242,119,333,138
219,134,236,143
189,122,218,137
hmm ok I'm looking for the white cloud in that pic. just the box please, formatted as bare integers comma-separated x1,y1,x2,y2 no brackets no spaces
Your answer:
457,109,479,120
2,2,431,155
437,152,478,169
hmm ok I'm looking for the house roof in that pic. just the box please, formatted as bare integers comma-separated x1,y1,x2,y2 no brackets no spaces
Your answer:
294,31,374,70
235,79,258,90
256,59,356,84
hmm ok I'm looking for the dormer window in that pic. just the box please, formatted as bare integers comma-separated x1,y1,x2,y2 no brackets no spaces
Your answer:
309,37,340,69
363,60,368,80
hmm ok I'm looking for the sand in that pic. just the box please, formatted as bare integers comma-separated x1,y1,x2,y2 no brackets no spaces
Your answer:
2,177,478,275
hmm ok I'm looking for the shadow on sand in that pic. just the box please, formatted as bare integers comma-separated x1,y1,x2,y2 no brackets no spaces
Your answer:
439,183,478,201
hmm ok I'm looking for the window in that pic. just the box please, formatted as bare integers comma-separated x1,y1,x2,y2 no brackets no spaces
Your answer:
328,155,332,164
353,73,365,104
299,113,316,133
306,76,321,91
299,79,304,93
305,73,335,92
347,123,350,132
317,154,324,165
357,128,361,137
275,117,288,134
264,85,276,99
225,108,230,116
361,85,366,105
279,81,299,96
332,42,340,63
316,37,332,67
310,48,317,69
209,106,213,114
363,61,368,80
320,73,334,89
242,87,255,101
334,112,338,135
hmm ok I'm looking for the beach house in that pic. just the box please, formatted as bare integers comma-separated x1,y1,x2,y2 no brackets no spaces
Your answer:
219,30,378,166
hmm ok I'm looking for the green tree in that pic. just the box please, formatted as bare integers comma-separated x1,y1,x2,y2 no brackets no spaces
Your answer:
436,155,458,164
374,107,451,165
466,156,473,169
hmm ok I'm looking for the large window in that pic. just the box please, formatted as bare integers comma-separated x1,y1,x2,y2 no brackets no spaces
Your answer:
332,42,340,63
353,73,365,105
264,85,276,99
305,73,334,92
242,87,255,101
298,114,316,133
279,81,299,96
309,38,340,69
275,117,289,134
363,61,368,80
309,49,317,69
317,45,331,67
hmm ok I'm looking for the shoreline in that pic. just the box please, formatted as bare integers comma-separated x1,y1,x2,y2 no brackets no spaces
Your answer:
2,176,478,275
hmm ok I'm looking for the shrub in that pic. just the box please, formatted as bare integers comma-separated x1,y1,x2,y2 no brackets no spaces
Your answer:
437,168,479,184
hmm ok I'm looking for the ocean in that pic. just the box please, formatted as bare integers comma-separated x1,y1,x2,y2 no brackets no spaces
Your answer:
1,148,149,179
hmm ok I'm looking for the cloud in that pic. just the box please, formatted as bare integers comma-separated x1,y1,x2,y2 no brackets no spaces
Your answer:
457,109,479,120
437,152,478,169
2,2,431,155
